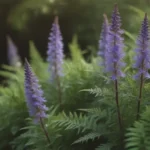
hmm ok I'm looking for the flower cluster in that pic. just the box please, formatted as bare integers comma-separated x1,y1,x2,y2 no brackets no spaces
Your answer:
99,6,150,81
102,5,125,80
7,36,21,67
133,13,150,79
98,14,110,68
47,16,64,82
24,59,48,123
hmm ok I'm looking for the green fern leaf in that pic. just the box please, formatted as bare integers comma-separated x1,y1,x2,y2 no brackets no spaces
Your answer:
95,143,112,150
126,107,150,150
73,132,101,144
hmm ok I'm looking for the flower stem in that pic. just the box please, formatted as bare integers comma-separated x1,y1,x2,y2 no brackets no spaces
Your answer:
136,73,144,120
56,74,62,109
40,117,51,145
114,79,122,131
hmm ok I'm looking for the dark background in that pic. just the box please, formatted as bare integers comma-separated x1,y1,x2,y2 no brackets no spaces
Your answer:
0,0,150,65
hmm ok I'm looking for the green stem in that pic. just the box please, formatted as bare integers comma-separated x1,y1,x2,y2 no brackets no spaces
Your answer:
136,73,144,120
56,74,62,109
40,117,51,145
114,79,122,131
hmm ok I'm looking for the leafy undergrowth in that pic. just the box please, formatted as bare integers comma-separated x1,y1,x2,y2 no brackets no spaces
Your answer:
0,37,150,150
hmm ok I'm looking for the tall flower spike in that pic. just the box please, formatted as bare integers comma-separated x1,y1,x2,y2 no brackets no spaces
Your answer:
133,13,150,79
98,14,110,68
105,4,125,80
134,13,150,120
47,16,64,81
105,4,125,132
24,59,48,123
7,36,21,67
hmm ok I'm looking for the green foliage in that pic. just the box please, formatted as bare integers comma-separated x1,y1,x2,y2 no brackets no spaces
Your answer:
7,0,53,30
126,106,150,150
12,107,58,150
1,35,150,150
29,41,49,79
43,37,104,111
69,35,85,63
0,37,105,149
0,65,27,150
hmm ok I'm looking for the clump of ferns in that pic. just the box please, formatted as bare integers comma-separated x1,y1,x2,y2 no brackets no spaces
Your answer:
52,106,120,149
126,106,150,150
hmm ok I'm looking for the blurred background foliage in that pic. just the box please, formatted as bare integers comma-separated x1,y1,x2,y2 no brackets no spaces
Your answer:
0,0,150,62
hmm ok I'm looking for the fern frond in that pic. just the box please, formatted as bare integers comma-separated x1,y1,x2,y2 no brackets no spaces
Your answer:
79,107,103,114
29,41,48,79
53,112,89,133
126,106,150,150
29,41,44,63
1,64,19,71
0,70,21,81
80,86,112,98
79,108,107,122
95,143,112,150
73,132,101,144
69,35,85,63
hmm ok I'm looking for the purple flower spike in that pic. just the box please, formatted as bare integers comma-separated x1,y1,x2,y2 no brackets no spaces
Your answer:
133,13,150,79
7,36,21,67
47,16,64,81
24,59,48,123
105,4,125,80
98,14,110,68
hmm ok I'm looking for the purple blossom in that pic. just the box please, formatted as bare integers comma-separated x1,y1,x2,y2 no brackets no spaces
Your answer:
133,13,150,79
105,4,125,80
98,14,110,68
24,59,48,123
47,16,64,81
7,36,21,67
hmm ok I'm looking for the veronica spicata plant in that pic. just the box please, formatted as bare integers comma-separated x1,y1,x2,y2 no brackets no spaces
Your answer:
105,5,125,79
98,14,109,68
105,4,125,131
47,16,64,80
133,13,150,119
7,35,21,67
24,59,50,144
47,16,64,107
